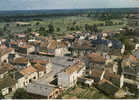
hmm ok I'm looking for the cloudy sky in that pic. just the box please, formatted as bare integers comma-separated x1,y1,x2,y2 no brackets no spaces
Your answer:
0,0,139,10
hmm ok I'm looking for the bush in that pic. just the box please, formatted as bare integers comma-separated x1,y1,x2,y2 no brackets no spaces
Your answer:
12,88,29,99
0,91,4,99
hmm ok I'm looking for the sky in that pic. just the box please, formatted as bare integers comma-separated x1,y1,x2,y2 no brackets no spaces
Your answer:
0,0,139,11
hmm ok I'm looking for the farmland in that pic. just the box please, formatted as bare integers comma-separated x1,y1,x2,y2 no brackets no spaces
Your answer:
0,16,127,38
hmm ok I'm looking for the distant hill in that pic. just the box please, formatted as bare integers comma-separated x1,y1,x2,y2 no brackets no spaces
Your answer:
0,8,139,17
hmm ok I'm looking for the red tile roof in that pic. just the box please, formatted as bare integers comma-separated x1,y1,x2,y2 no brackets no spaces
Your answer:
20,66,37,77
87,53,105,63
31,59,49,65
65,61,85,75
34,63,46,72
0,46,14,57
13,57,28,64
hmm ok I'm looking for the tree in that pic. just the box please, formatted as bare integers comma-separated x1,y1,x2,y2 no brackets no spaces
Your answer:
105,20,113,26
0,28,4,36
70,26,75,31
16,24,20,27
27,28,32,33
36,22,40,26
39,26,45,32
0,91,4,99
12,88,29,99
75,26,80,30
85,24,89,31
48,24,54,33
72,21,76,26
3,26,7,32
92,24,98,33
56,27,60,32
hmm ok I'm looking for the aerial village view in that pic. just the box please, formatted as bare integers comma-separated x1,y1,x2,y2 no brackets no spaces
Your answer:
0,0,139,99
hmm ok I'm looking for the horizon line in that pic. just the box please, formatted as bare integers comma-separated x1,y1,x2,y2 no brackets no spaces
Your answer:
0,7,138,12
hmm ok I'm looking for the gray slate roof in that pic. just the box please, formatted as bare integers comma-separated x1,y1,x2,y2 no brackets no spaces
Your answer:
26,82,55,97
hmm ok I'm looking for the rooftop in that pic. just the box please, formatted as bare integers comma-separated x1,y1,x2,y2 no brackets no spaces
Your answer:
26,82,56,97
14,71,24,80
0,63,15,74
34,63,46,72
13,57,28,64
20,66,37,77
96,79,119,95
64,61,85,75
91,69,103,78
0,46,14,57
31,59,49,65
71,40,93,49
47,40,67,49
87,53,105,63
0,76,16,90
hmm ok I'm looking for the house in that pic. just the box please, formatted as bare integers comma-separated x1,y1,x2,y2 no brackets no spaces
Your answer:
105,58,120,75
0,76,17,96
26,82,60,99
96,79,119,96
34,63,46,78
85,53,106,70
102,30,116,38
13,57,28,66
11,41,35,55
89,69,104,83
40,40,69,57
0,46,15,63
31,59,52,74
9,41,18,49
69,40,94,57
20,66,38,86
16,43,35,55
11,71,25,88
0,63,15,78
122,55,139,82
104,71,121,87
63,34,75,43
31,32,40,37
47,40,69,57
89,68,123,88
91,34,123,54
15,34,26,39
132,50,139,59
58,61,86,88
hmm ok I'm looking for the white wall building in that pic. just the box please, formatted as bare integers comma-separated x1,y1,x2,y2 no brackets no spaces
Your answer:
20,66,38,86
58,61,86,88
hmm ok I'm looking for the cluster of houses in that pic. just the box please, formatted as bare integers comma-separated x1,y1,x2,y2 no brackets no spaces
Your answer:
0,40,53,97
0,28,139,99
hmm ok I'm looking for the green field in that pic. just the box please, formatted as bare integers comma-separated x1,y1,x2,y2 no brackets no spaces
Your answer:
0,16,127,37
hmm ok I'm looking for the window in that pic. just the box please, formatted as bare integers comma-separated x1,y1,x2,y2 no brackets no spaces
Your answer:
33,77,36,79
29,79,32,83
55,91,58,94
